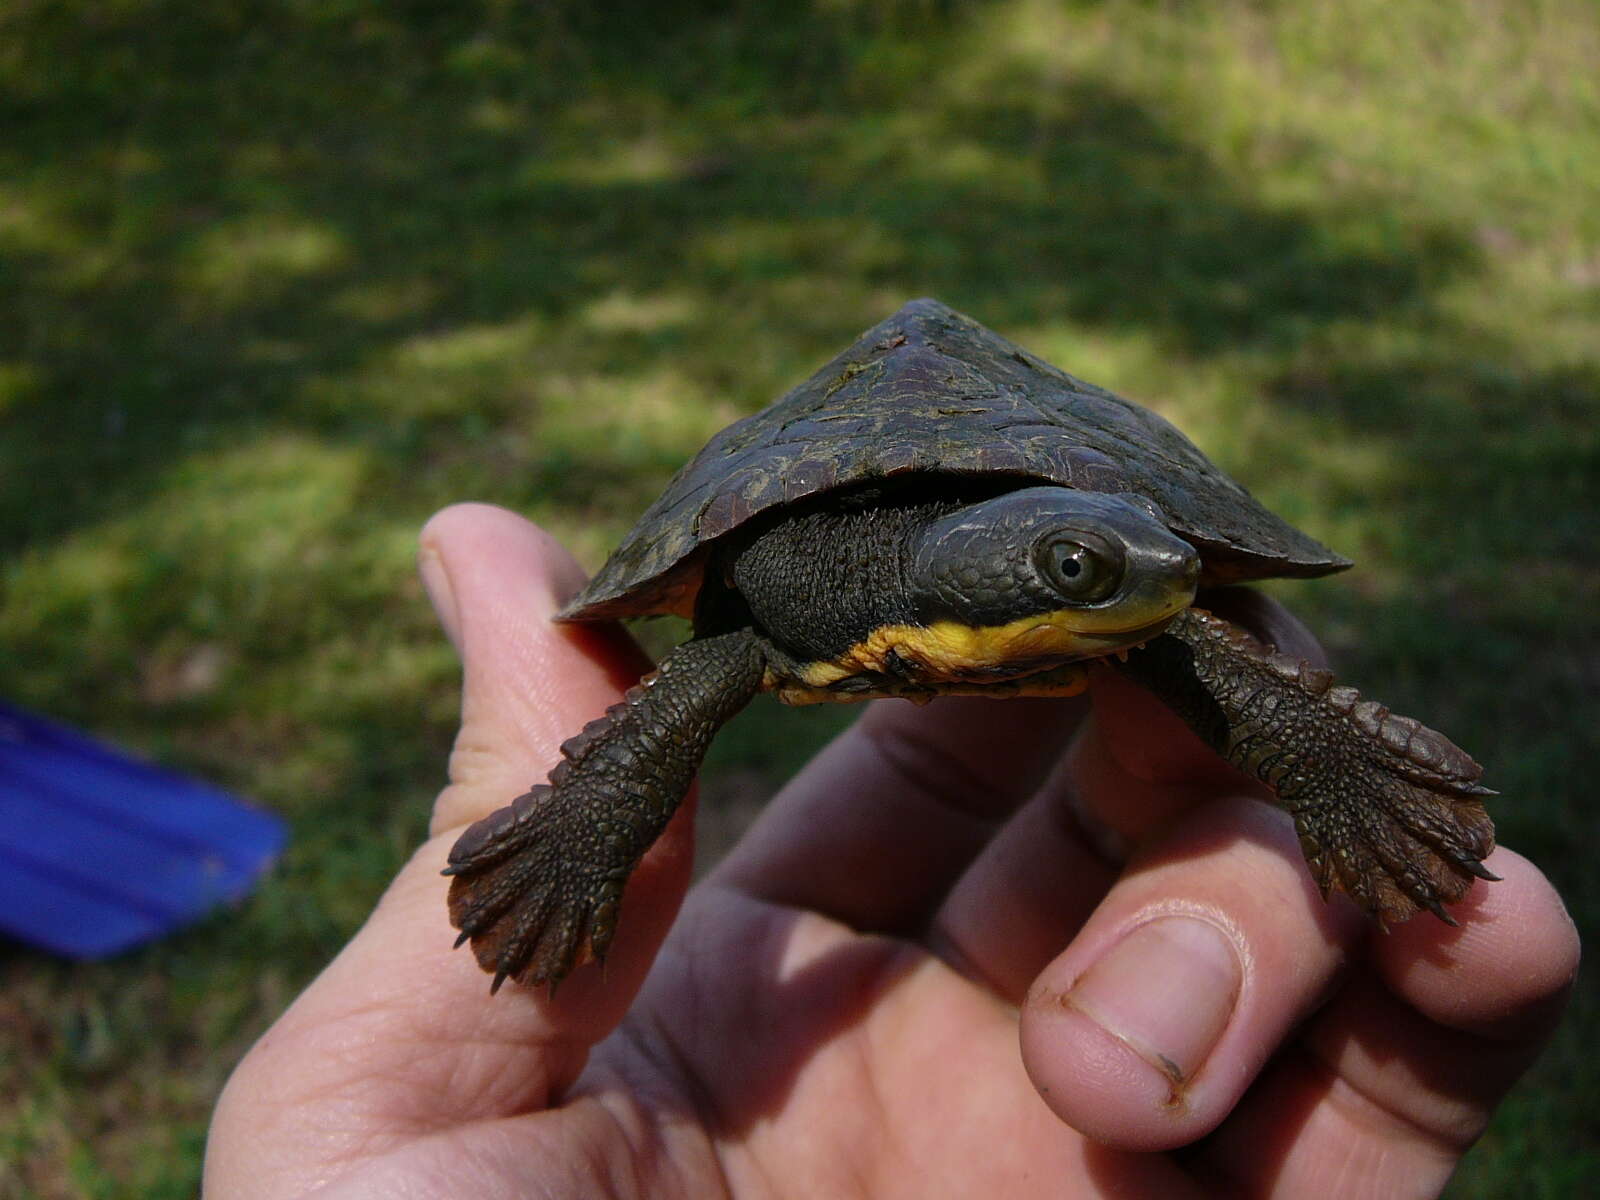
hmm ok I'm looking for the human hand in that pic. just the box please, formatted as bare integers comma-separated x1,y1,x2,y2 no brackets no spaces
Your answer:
206,504,1577,1197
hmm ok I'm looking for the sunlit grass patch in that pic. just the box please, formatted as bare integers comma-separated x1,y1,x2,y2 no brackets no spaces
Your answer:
179,214,350,311
579,288,703,336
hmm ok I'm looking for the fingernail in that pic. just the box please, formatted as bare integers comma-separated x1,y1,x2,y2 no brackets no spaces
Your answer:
1065,916,1241,1085
419,539,462,648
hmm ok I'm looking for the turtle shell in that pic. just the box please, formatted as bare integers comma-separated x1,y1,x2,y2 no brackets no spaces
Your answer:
562,299,1349,622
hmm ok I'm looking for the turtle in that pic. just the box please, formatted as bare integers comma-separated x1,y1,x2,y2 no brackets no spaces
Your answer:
444,298,1496,992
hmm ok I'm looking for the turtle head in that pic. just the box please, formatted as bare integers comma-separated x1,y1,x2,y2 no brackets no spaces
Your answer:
906,487,1199,668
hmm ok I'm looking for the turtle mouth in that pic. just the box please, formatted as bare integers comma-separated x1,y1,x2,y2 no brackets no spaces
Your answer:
1011,612,1183,665
1105,618,1178,661
1031,561,1197,639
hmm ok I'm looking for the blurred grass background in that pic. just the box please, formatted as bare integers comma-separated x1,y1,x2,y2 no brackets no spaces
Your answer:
1,0,1595,1194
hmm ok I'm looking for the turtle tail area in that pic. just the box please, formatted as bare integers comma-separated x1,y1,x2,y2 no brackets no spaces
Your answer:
1114,607,1496,926
444,629,768,992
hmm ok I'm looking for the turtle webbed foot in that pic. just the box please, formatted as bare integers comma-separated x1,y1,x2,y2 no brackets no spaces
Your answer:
445,780,624,991
444,631,770,993
1284,691,1498,925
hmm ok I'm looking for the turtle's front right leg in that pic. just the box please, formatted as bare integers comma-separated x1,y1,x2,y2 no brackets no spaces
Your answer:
445,630,767,991
1114,607,1496,924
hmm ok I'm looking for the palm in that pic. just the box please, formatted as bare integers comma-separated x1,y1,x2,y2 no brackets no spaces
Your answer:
264,902,1160,1197
589,900,1163,1196
206,507,1575,1198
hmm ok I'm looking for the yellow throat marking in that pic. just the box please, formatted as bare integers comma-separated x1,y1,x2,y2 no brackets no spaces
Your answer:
798,612,1140,688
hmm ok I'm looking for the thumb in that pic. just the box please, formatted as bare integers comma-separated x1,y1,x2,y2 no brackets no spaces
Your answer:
208,507,685,1193
411,504,696,1027
421,503,652,837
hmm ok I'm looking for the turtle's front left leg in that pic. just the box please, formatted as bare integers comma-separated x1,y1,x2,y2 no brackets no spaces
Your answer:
445,629,768,991
1113,607,1496,923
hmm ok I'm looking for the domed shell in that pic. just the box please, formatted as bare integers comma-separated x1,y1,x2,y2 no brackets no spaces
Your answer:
562,299,1349,621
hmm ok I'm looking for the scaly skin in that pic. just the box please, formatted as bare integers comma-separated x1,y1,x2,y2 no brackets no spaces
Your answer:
1113,607,1497,924
445,630,768,990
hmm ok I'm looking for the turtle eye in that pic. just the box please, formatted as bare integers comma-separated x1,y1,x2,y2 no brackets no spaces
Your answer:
1035,532,1123,603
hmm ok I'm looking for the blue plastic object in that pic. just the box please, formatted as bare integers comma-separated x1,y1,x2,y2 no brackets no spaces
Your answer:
0,701,288,958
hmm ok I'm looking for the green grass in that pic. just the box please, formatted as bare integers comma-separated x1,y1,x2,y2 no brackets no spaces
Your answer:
2,0,1596,1193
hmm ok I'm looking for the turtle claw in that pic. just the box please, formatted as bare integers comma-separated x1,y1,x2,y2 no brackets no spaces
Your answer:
1460,857,1502,882
1421,895,1458,926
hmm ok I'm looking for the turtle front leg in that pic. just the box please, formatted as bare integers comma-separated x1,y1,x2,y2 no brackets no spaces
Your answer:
1113,607,1496,924
445,629,768,991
